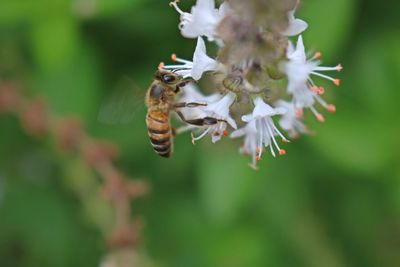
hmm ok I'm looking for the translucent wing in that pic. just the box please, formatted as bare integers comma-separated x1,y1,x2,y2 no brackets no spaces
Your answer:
98,77,146,124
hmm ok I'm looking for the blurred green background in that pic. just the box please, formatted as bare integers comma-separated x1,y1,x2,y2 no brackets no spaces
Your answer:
1,0,400,266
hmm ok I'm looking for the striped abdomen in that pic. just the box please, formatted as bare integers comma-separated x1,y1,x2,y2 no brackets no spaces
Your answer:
146,111,172,157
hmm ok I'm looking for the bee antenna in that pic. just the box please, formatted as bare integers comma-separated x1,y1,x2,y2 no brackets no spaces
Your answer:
172,68,191,73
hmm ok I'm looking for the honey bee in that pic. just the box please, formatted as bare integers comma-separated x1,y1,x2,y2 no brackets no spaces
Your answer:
146,70,223,158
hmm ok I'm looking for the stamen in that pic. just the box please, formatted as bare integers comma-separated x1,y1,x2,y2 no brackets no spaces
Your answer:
162,64,190,69
192,128,210,143
269,119,289,142
279,149,286,156
265,120,281,157
169,1,184,15
314,65,342,72
310,71,338,84
172,56,192,64
310,106,325,123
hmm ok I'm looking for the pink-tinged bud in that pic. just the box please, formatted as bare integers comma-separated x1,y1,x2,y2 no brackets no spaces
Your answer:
83,141,120,167
0,83,22,113
55,118,84,151
20,99,49,137
107,220,143,249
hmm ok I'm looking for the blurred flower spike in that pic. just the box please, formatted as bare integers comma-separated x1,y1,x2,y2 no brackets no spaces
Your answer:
161,0,343,168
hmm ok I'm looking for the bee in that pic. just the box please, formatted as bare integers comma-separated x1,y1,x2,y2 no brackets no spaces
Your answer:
145,70,223,158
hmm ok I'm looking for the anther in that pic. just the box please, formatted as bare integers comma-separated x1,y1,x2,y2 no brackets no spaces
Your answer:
333,79,341,86
223,130,229,137
190,132,196,145
282,138,290,143
169,0,179,7
158,62,165,70
279,149,286,156
318,87,325,95
314,52,322,60
337,64,343,72
256,147,264,154
327,104,336,113
256,156,261,162
316,113,325,123
171,54,177,61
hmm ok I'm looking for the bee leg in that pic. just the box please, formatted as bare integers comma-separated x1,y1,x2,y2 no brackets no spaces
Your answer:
175,110,226,127
174,79,193,93
174,102,207,109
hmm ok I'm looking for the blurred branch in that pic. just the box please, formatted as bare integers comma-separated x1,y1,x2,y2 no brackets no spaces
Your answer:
0,81,151,265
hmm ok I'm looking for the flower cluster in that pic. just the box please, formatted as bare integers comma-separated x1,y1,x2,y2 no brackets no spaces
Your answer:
160,0,342,169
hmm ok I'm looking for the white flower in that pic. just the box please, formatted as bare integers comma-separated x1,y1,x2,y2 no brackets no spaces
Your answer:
177,83,221,121
231,97,289,168
169,0,227,41
291,84,336,122
275,100,308,138
160,37,218,80
281,2,308,36
284,35,342,94
180,82,221,104
189,92,237,143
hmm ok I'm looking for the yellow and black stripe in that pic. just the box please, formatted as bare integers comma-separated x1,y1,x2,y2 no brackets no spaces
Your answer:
146,111,172,157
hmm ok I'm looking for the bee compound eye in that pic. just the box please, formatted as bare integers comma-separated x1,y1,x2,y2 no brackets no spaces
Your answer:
162,74,176,84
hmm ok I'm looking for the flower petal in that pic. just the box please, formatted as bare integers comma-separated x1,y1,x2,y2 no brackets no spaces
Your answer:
191,37,218,80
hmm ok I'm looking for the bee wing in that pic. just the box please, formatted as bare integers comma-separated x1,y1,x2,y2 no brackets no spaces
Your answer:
98,77,146,124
